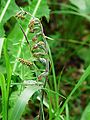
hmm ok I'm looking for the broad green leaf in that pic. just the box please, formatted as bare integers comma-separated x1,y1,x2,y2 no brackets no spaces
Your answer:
0,38,4,58
0,72,7,120
9,91,20,108
9,85,42,120
80,103,90,120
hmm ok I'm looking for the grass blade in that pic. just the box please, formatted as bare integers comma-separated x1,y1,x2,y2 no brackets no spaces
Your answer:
65,104,70,120
56,65,90,115
0,72,7,120
0,38,4,58
9,85,42,120
4,39,12,116
51,10,90,21
80,102,90,120
0,0,11,23
4,39,12,95
46,41,58,109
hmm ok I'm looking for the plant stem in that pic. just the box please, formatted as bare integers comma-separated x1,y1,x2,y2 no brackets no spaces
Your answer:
0,0,11,23
0,73,7,120
46,41,58,109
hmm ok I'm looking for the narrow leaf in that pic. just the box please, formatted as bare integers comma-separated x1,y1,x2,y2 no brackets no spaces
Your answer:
0,38,4,58
0,0,11,23
0,0,19,37
4,39,12,102
80,103,90,120
0,72,7,120
9,85,42,120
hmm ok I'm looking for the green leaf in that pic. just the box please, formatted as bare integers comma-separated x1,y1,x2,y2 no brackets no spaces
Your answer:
80,103,90,120
0,0,19,37
9,85,42,120
9,91,20,108
0,72,7,120
0,38,4,58
70,0,86,10
28,0,50,20
0,0,19,24
7,23,37,80
0,23,5,37
0,0,11,23
77,48,90,66
4,39,12,105
70,0,90,14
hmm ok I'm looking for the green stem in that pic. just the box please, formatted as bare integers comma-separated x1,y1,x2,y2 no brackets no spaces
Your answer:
0,0,11,23
46,42,58,109
0,73,7,120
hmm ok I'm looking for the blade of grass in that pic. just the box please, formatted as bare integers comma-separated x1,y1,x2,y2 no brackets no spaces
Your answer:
56,65,90,116
39,91,45,120
51,10,81,16
47,88,54,120
9,85,42,120
46,41,59,109
51,10,90,21
13,0,42,72
65,104,70,120
61,3,79,12
0,38,4,58
57,66,65,97
4,39,12,118
0,72,7,120
80,102,90,120
43,88,66,99
0,0,11,23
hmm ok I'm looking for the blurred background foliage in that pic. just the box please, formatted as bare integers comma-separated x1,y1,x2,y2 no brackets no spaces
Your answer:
46,0,90,119
0,0,90,120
